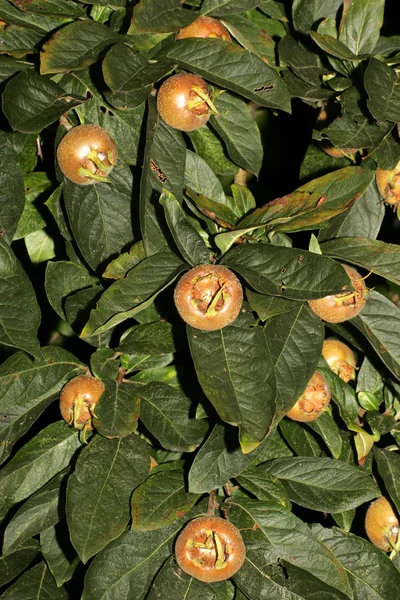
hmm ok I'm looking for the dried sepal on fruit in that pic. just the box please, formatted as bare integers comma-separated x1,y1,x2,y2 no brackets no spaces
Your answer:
376,160,400,217
59,375,105,440
175,516,245,582
174,264,243,330
365,496,399,552
156,73,218,132
176,16,231,42
286,371,331,422
322,338,357,383
57,124,118,185
308,264,368,323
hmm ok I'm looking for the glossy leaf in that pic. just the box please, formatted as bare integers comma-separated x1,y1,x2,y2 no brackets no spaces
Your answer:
133,0,196,33
339,0,385,56
66,433,150,563
0,538,39,588
365,58,400,123
93,381,140,439
306,412,343,459
0,561,67,599
40,521,80,587
0,131,25,243
373,446,400,515
45,261,93,320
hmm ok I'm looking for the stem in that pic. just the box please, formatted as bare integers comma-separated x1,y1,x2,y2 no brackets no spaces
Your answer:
207,490,218,516
234,168,247,186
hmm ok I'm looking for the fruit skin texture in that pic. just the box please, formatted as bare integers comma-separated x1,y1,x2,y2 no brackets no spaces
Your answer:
308,264,368,323
175,516,245,582
322,338,357,383
365,496,399,551
157,73,211,132
59,375,105,431
174,264,243,331
376,160,400,208
176,16,231,42
286,371,331,422
57,124,118,185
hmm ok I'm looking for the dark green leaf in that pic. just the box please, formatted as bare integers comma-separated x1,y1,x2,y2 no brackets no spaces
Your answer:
138,381,208,452
3,470,66,554
0,538,39,588
237,467,290,506
314,525,400,600
9,0,85,16
63,166,135,272
0,131,25,243
81,253,186,336
93,381,140,438
189,125,239,177
0,561,67,600
66,433,150,563
0,421,81,521
160,189,211,265
223,244,351,300
41,20,118,74
279,419,323,457
263,456,379,512
45,261,93,320
40,521,80,587
0,237,41,356
351,291,400,381
319,366,362,433
222,14,276,66
0,347,84,465
306,412,343,459
228,497,353,597
103,241,146,280
210,91,263,176
0,55,31,84
158,38,291,112
339,0,385,56
373,447,400,515
2,70,85,133
133,0,196,33
0,25,43,57
131,466,200,531
310,32,358,60
321,237,400,286
201,0,262,16
246,291,297,320
365,58,400,123
292,0,342,33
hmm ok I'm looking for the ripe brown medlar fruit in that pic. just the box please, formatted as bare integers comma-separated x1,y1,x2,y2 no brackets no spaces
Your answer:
365,496,399,552
57,124,118,185
156,73,216,132
286,371,331,422
175,516,245,582
176,16,231,42
308,264,368,323
60,375,105,435
322,338,357,383
174,264,243,330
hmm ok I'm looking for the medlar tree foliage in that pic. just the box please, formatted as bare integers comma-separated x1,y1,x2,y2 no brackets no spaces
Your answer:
1,0,400,598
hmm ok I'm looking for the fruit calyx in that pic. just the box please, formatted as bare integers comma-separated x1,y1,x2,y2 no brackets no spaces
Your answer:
286,371,331,422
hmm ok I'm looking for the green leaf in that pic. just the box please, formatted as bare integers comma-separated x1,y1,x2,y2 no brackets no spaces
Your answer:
103,43,171,109
0,55,32,85
40,20,119,74
103,241,146,280
339,0,385,56
314,525,400,600
222,14,277,66
0,561,67,600
158,38,291,112
81,253,186,336
40,521,80,587
160,189,211,265
223,244,351,300
0,421,81,521
321,237,400,286
310,32,359,60
279,419,323,457
263,456,379,512
45,261,93,320
137,381,208,452
188,320,275,452
365,58,400,123
236,467,290,506
228,497,353,597
306,412,343,459
131,466,200,531
0,236,41,356
246,291,297,320
210,91,263,176
66,433,150,563
13,172,51,240
201,0,262,16
185,149,228,207
292,0,342,33
189,125,240,177
0,132,25,243
373,447,400,515
318,178,384,242
147,555,235,599
25,228,56,263
2,70,85,133
0,25,43,57
319,366,362,433
63,166,135,272
93,381,140,438
0,347,84,465
3,470,66,554
351,291,400,381
0,538,39,588
9,0,85,15
81,519,191,600
133,0,196,33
